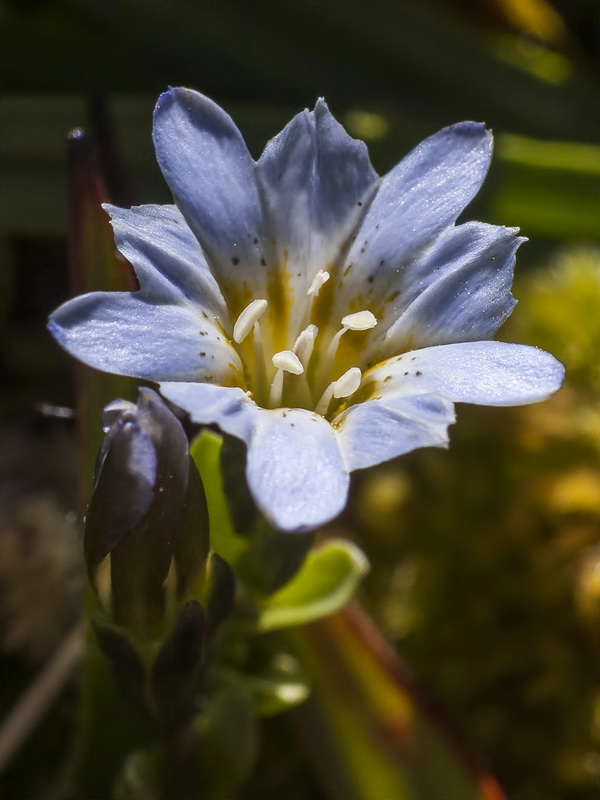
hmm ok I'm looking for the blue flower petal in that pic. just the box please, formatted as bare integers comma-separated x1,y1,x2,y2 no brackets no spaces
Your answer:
371,222,524,358
49,292,243,383
104,203,228,322
334,393,455,471
246,407,349,532
159,382,349,532
158,382,256,439
152,88,265,318
364,341,565,407
332,122,492,322
257,100,378,336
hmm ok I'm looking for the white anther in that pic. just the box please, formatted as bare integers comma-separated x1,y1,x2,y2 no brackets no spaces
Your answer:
293,324,318,368
233,298,268,344
333,367,362,399
318,309,377,391
341,310,377,331
272,350,304,375
307,270,330,297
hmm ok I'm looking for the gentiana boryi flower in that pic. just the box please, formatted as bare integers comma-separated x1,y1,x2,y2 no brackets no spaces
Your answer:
49,88,564,532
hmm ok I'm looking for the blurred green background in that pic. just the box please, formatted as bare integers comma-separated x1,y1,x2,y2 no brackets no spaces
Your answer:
0,1,598,798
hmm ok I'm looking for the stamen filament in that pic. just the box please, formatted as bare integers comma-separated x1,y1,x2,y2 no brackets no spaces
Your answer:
268,350,304,408
298,270,330,335
314,383,334,416
318,310,377,392
293,324,318,369
315,366,363,416
252,320,267,400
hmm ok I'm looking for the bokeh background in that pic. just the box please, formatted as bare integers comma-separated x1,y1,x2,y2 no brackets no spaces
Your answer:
0,1,599,798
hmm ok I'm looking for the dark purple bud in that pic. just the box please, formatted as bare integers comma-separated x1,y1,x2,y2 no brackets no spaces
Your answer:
85,388,209,634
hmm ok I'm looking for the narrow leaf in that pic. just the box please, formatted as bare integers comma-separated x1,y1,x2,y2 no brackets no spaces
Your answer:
290,606,507,800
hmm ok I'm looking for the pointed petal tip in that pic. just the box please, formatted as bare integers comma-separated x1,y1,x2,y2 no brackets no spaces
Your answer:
153,86,213,126
437,121,493,152
314,97,329,114
47,316,65,345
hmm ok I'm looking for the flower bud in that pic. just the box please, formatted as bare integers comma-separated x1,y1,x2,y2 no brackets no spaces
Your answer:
85,388,209,636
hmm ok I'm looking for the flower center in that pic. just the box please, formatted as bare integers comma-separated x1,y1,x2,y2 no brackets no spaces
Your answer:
231,283,377,417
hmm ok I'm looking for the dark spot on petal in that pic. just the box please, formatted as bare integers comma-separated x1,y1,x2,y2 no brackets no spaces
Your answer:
404,371,409,376
387,290,399,302
261,258,267,266
253,237,258,244
375,224,380,230
415,370,422,376
367,275,374,284
231,257,239,265
202,312,209,319
411,357,416,361
357,201,362,206
379,259,385,266
384,375,391,382
290,423,295,427
344,263,354,276
200,351,206,357
360,247,365,253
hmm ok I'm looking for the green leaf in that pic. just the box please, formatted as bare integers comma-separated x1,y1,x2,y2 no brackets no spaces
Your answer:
190,430,248,568
257,540,369,632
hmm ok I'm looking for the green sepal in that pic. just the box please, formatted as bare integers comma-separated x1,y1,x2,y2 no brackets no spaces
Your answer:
257,540,370,632
193,685,259,800
236,520,315,597
190,429,314,597
204,552,236,638
173,455,210,602
150,600,206,729
189,430,248,568
92,620,147,715
219,434,259,537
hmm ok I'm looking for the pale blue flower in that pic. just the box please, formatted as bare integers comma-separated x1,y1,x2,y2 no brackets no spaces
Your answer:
49,88,564,532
